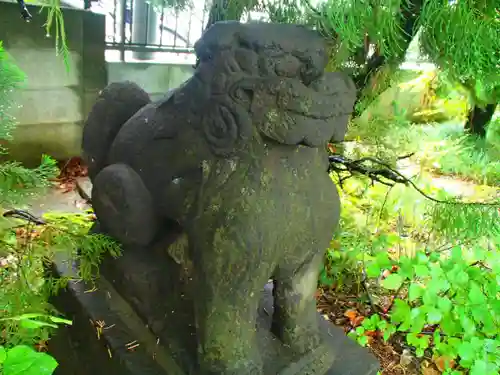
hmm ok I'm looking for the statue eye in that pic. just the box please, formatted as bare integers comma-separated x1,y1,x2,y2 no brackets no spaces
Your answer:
233,87,253,103
200,52,213,62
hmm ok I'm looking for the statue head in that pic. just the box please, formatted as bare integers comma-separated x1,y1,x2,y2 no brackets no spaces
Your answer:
186,21,357,157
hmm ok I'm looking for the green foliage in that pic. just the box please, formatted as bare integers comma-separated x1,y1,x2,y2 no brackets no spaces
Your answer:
419,0,500,104
21,1,70,69
322,127,499,373
0,156,59,205
486,114,500,150
0,344,58,375
352,245,500,374
413,122,500,185
430,202,500,242
346,113,500,186
320,175,434,290
259,0,310,24
0,211,121,348
311,0,412,60
0,314,71,375
41,1,70,72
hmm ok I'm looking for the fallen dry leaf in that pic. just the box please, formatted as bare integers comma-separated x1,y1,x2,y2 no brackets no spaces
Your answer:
344,309,358,319
434,355,456,372
400,349,414,366
382,269,392,279
421,362,440,375
352,315,365,327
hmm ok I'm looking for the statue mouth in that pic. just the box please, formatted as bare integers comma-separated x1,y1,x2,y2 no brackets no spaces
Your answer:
253,73,356,147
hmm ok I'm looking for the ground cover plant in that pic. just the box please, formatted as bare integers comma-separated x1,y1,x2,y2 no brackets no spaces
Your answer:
319,112,500,374
0,41,120,375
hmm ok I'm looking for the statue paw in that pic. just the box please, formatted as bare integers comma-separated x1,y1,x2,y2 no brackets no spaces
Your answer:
91,163,159,246
277,325,325,356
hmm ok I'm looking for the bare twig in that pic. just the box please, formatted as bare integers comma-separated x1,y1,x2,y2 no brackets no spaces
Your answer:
3,209,45,225
328,153,499,207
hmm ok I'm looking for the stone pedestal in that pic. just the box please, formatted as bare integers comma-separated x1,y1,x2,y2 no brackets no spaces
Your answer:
49,243,379,375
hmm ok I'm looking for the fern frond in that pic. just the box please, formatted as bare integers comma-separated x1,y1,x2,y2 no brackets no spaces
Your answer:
430,200,500,242
0,212,121,347
0,156,59,205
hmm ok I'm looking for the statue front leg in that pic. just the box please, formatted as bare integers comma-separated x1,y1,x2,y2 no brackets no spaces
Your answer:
271,252,327,356
190,231,273,375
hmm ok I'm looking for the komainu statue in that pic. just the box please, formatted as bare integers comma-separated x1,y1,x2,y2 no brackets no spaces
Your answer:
82,21,377,375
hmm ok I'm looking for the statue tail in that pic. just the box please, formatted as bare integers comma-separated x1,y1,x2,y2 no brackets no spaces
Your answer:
82,81,151,180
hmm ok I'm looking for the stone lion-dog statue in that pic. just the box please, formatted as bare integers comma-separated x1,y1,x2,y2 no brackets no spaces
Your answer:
82,21,356,375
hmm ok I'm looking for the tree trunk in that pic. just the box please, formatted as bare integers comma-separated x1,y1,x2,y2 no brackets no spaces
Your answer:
351,0,425,117
204,0,250,31
464,103,496,137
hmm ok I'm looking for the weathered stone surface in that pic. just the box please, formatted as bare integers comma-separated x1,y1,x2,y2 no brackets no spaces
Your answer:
81,21,377,375
49,251,379,375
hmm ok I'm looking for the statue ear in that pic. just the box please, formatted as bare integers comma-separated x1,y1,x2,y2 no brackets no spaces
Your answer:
201,98,253,157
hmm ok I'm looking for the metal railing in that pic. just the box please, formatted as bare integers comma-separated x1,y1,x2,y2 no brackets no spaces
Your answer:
101,0,211,61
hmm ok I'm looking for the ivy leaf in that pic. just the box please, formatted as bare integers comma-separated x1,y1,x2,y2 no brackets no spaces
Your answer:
398,256,414,279
427,308,443,324
414,264,430,277
406,332,419,347
410,307,426,332
470,360,488,375
408,283,424,302
319,268,334,287
416,252,429,264
451,247,463,262
457,340,476,363
383,329,393,342
366,262,382,278
3,345,58,375
441,314,461,336
437,297,452,314
429,251,441,262
456,271,469,285
468,282,486,305
375,252,393,268
391,299,411,324
459,314,477,336
381,274,403,290
422,289,436,306
433,329,441,346
357,335,369,347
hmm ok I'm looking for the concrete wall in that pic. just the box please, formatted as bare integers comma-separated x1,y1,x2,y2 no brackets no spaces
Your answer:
0,1,194,165
107,62,193,102
0,1,106,166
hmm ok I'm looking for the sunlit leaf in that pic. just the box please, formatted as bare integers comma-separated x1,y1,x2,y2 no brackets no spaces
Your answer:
381,273,403,290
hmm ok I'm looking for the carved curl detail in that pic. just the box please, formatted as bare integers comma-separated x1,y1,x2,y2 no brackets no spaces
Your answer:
201,97,253,157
